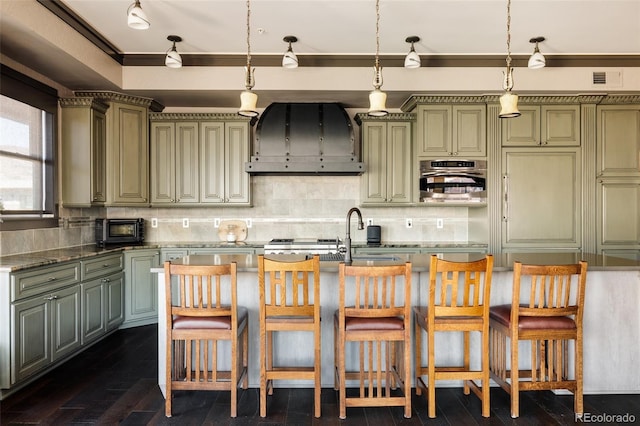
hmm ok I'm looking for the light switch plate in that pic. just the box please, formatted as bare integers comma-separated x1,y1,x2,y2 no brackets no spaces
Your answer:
406,218,413,229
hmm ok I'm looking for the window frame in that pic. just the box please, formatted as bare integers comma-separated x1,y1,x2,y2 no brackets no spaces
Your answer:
0,65,59,231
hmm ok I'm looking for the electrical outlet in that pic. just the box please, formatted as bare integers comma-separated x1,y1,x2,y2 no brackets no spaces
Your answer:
366,218,374,226
245,219,252,228
182,218,189,228
406,218,413,229
437,218,444,229
151,218,158,228
214,218,220,228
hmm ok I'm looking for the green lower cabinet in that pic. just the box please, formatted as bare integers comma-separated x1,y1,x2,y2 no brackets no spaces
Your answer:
81,279,105,345
123,250,161,328
105,272,125,331
81,270,125,344
11,284,81,383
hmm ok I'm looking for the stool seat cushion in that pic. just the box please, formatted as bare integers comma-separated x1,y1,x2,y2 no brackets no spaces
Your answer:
334,310,404,330
173,306,248,330
490,304,576,330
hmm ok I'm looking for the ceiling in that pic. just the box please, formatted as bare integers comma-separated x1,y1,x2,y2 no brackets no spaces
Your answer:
61,0,640,56
1,0,639,109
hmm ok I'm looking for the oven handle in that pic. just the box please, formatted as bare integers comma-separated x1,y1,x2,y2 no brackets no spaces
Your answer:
502,174,509,222
420,171,486,178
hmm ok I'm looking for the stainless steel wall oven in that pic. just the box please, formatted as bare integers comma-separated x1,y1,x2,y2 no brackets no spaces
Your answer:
419,159,487,204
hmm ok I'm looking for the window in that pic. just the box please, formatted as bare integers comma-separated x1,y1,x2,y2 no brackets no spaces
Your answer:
0,65,58,230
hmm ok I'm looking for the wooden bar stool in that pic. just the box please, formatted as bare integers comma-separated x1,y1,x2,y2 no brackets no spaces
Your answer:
414,254,494,418
163,261,248,418
334,262,412,419
489,261,588,418
257,254,322,418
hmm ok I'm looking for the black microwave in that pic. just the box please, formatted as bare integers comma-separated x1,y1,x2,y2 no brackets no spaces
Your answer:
95,218,145,247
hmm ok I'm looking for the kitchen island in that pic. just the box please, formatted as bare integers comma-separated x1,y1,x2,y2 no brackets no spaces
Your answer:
153,252,640,396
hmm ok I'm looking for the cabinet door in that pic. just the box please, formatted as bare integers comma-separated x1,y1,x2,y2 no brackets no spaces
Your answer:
123,250,160,327
597,105,640,177
502,149,581,249
597,179,640,250
81,279,105,345
200,122,225,203
51,285,82,362
225,122,251,204
150,122,176,204
91,108,107,203
361,122,387,203
109,102,149,205
12,296,50,382
105,272,125,331
386,122,412,203
61,100,107,207
453,105,486,156
542,105,580,146
502,106,540,146
176,122,200,203
416,105,451,156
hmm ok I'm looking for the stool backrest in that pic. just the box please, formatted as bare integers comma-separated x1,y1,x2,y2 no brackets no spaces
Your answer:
513,261,588,321
428,254,494,318
258,255,320,318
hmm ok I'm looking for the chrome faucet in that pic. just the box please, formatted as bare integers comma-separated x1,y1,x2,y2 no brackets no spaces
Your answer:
344,207,364,264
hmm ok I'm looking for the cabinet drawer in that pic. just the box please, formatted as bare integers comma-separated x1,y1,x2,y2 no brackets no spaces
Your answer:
82,253,124,281
11,262,81,302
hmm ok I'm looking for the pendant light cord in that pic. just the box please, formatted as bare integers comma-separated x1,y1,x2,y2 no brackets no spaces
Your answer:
504,0,513,91
375,0,380,70
244,0,254,90
246,0,252,68
372,0,383,89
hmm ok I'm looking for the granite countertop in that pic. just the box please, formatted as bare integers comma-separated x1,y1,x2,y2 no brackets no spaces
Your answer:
157,252,640,272
1,241,639,273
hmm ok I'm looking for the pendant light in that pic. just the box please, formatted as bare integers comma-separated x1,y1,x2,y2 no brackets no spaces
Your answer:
404,36,421,69
165,35,182,68
368,0,388,117
282,36,299,68
127,0,150,30
499,0,521,118
528,36,546,69
238,0,258,117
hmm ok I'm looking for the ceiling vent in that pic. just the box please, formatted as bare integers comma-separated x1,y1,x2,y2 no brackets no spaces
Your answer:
592,70,623,87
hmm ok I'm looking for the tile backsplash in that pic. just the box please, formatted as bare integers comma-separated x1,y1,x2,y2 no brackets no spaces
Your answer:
0,175,474,256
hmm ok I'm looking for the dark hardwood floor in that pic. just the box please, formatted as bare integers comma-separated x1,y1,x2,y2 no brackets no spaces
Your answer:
1,325,638,425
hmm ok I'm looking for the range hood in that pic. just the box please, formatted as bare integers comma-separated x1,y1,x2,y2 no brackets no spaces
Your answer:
245,102,365,175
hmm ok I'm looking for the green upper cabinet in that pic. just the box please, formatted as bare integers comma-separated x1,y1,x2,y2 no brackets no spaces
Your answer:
107,101,149,205
597,105,640,177
502,105,580,147
73,91,156,206
416,105,486,157
150,121,200,205
200,120,251,205
60,98,109,207
149,114,252,206
358,114,413,205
